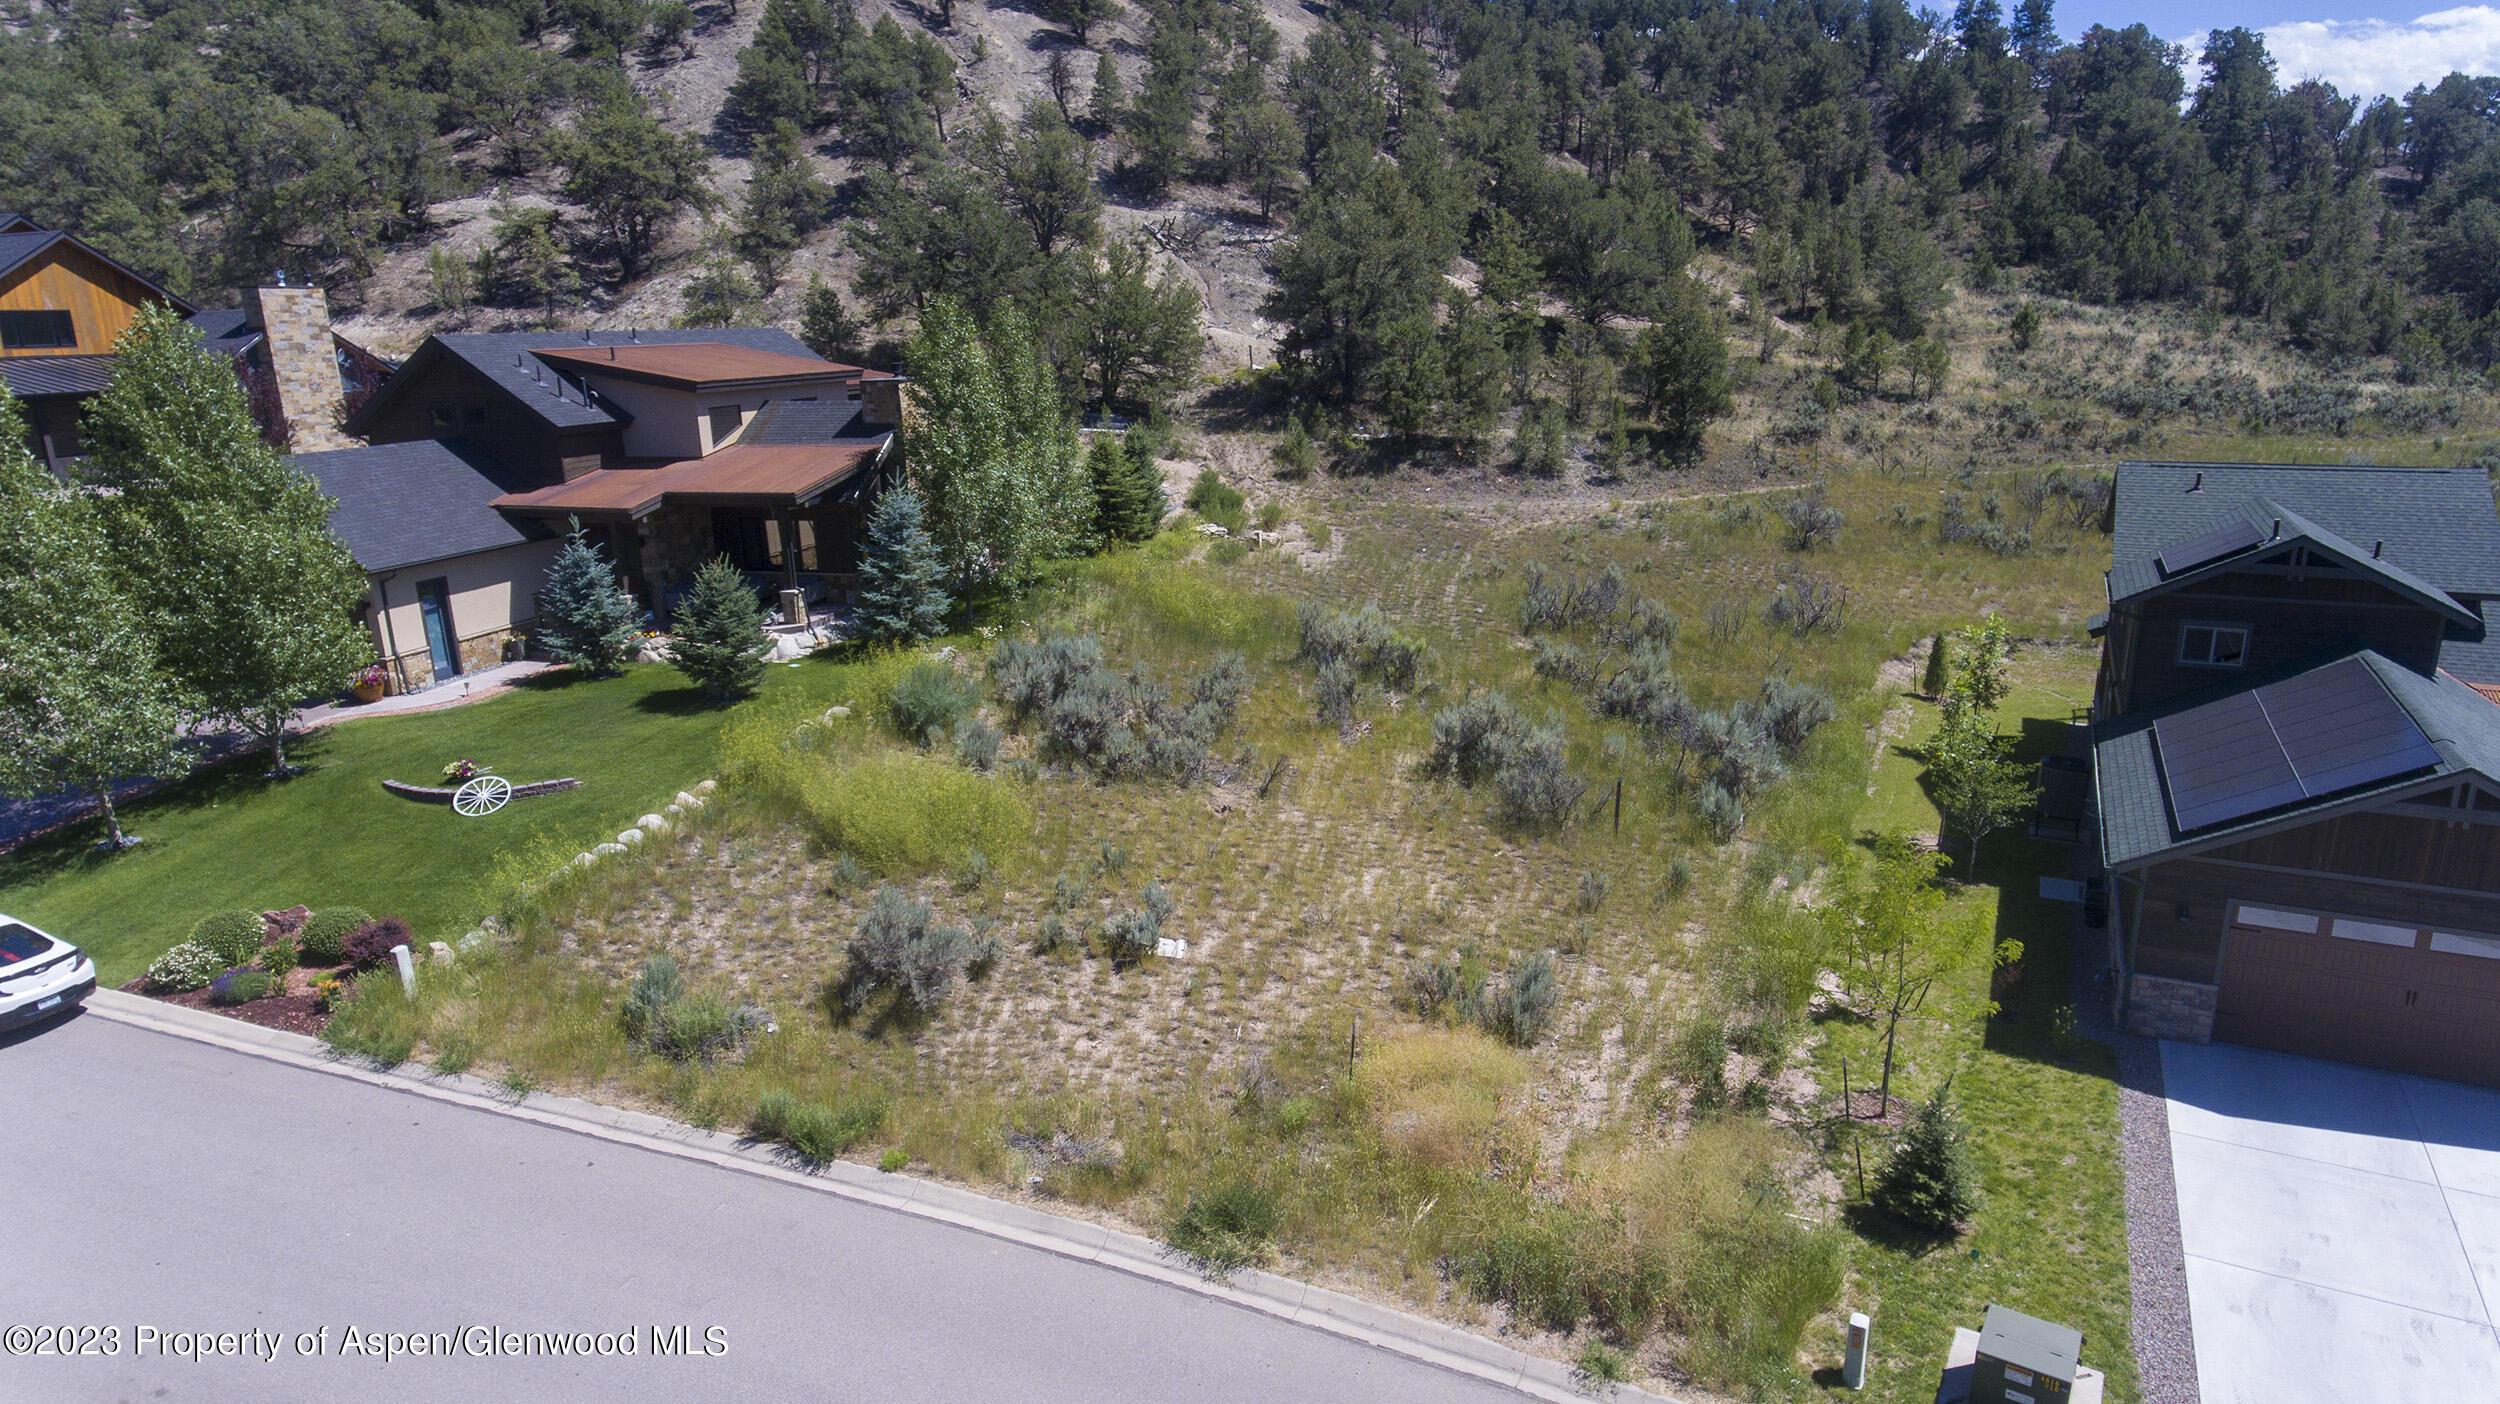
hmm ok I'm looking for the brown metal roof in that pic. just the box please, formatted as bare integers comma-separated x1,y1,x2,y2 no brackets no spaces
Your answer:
491,442,884,519
531,342,862,391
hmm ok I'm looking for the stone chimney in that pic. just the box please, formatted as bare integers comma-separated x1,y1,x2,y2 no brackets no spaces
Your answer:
859,375,903,428
242,282,353,452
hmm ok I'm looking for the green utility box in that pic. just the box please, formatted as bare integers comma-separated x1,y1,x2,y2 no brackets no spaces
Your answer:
1971,1304,2082,1404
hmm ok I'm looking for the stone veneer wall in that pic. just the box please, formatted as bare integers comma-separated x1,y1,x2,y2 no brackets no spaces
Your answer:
2125,974,2218,1043
383,620,533,694
641,508,716,604
244,285,353,452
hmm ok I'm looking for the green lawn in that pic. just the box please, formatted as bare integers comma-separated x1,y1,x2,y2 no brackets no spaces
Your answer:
1816,647,2138,1401
0,662,845,982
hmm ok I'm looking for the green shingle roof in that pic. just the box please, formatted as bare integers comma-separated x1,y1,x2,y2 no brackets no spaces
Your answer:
2110,462,2500,602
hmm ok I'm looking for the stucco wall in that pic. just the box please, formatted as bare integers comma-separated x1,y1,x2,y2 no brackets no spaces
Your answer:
368,538,565,691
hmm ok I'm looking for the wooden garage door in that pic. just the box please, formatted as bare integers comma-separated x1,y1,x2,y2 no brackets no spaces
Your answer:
2213,902,2500,1085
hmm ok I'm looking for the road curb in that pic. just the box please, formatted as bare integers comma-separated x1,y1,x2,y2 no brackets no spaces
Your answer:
82,990,1672,1403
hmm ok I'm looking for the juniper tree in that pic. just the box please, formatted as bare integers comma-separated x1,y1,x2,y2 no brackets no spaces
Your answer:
80,304,373,776
670,556,771,703
538,518,642,676
0,388,188,848
853,487,952,643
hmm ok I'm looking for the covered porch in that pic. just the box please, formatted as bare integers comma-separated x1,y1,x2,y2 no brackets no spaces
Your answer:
491,440,892,624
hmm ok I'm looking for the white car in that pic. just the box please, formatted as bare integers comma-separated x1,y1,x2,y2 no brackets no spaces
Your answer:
0,916,95,1032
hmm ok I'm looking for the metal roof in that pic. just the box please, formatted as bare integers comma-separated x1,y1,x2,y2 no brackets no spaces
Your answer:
0,355,116,398
2151,655,2439,831
290,438,552,573
2097,649,2500,868
491,440,887,520
2109,462,2500,601
532,342,858,391
348,327,829,436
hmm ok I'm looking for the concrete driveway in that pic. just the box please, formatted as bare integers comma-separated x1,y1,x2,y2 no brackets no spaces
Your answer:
2163,1041,2500,1403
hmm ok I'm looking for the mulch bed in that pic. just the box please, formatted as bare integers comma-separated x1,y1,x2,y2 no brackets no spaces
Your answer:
119,969,342,1038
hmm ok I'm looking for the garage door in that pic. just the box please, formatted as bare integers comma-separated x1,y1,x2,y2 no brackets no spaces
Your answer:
2213,901,2500,1085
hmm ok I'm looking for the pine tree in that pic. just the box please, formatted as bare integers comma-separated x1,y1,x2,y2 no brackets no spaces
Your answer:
80,304,374,776
797,276,863,363
1921,632,1950,697
670,556,771,703
538,519,642,676
1088,52,1125,138
1873,1079,1986,1233
853,488,952,643
0,388,188,848
1632,275,1733,443
735,120,830,290
1089,437,1164,543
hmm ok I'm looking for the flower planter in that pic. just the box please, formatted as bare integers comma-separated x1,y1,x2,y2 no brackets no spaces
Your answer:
351,681,386,704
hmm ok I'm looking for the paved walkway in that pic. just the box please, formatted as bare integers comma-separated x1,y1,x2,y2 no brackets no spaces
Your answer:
2163,1041,2500,1403
0,661,554,851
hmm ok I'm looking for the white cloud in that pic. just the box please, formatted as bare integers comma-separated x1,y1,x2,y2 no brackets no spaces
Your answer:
2262,7,2500,101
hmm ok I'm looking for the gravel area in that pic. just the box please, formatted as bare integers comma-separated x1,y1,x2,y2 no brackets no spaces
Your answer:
2067,886,2200,1404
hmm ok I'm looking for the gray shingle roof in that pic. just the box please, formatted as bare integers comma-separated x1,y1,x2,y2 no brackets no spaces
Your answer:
0,355,115,398
291,439,550,574
186,308,257,353
365,328,827,434
738,397,881,445
2442,601,2500,687
2096,648,2500,867
2110,462,2500,602
0,229,62,280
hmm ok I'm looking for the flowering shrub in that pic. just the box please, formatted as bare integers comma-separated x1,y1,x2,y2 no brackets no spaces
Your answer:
309,972,346,1013
441,759,484,782
341,916,414,971
145,942,223,992
208,968,273,1006
353,663,388,688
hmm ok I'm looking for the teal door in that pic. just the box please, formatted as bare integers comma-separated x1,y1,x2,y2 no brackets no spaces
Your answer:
416,578,459,680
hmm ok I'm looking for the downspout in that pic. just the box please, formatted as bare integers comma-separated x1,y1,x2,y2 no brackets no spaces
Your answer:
372,571,409,693
2117,870,2146,1030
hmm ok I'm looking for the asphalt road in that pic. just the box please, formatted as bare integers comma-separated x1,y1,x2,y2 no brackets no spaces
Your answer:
0,1011,1524,1403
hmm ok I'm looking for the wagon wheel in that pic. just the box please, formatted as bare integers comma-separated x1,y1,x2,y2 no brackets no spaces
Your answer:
453,775,512,816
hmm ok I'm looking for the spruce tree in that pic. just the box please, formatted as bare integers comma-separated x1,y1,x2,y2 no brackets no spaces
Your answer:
1873,1079,1985,1233
539,519,642,676
80,304,374,776
670,556,771,703
1921,633,1950,697
1089,437,1163,543
0,388,188,848
854,488,952,643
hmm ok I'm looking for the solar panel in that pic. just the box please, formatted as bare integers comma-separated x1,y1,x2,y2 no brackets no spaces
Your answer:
2156,520,2265,577
2152,657,2440,832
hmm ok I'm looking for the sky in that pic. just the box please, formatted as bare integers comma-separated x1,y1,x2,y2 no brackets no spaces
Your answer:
2051,2,2500,99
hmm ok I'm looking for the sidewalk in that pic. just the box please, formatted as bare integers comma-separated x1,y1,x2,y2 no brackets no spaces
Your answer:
0,660,558,852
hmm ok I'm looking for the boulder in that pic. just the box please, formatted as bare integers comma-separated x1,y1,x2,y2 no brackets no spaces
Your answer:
695,779,718,794
767,633,809,662
458,931,488,952
1155,936,1190,960
636,812,667,832
574,852,598,867
663,803,684,820
427,940,455,965
593,842,627,857
262,905,311,940
616,828,644,846
674,790,700,807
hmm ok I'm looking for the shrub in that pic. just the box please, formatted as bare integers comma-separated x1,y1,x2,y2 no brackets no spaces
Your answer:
879,1146,910,1172
1405,954,1462,1016
782,1100,886,1163
297,909,369,966
1623,597,1678,648
1573,1340,1633,1393
621,954,683,1041
1779,486,1843,550
841,884,973,1013
1696,782,1746,842
190,909,266,967
1427,692,1528,786
952,716,1001,772
1484,950,1558,1046
1100,881,1175,968
799,752,1032,872
1745,677,1837,758
1165,1179,1279,1279
989,634,1242,782
145,941,223,993
1184,469,1247,533
1297,602,1425,687
888,661,977,745
1533,638,1596,688
1312,658,1359,729
749,1088,797,1142
1764,565,1845,635
1574,870,1611,914
208,968,272,1006
1494,724,1585,828
341,916,413,971
646,993,744,1061
1874,1081,1985,1233
260,934,299,984
1359,1028,1528,1170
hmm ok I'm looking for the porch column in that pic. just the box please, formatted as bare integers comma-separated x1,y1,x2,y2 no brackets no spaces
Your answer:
776,506,801,592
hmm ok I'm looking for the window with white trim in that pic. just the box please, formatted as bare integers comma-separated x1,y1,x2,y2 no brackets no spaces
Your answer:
2328,917,2419,948
2233,904,2319,933
2179,622,2250,667
2432,931,2500,960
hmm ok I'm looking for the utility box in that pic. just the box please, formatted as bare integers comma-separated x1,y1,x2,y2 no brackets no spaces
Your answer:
1971,1304,2082,1404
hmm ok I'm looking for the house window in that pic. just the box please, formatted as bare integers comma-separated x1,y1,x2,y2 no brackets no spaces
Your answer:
2178,622,2249,667
0,309,76,349
430,407,456,431
708,404,743,446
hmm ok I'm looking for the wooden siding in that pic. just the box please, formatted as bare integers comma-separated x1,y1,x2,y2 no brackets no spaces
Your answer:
356,356,611,488
2115,571,2445,711
0,242,175,357
2133,837,2500,984
2206,808,2500,893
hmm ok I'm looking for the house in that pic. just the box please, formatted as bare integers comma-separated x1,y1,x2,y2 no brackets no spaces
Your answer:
0,219,389,462
2090,462,2500,1084
302,329,900,693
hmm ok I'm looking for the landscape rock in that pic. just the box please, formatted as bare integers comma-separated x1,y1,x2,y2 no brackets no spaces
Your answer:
675,790,700,807
458,931,487,952
636,812,667,832
593,843,626,857
695,779,717,794
767,633,809,662
1195,522,1230,537
663,803,684,819
262,905,311,940
427,940,455,965
616,828,644,846
573,852,598,867
1156,936,1190,959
